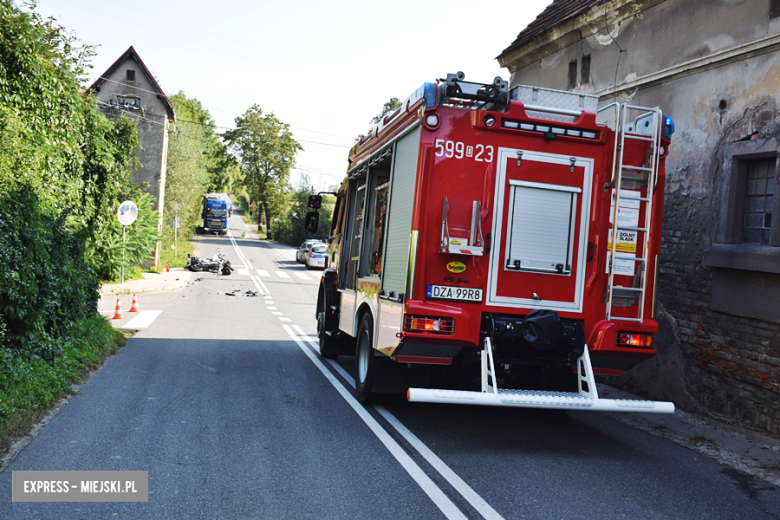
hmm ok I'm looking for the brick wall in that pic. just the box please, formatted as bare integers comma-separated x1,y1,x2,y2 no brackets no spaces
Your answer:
620,115,780,435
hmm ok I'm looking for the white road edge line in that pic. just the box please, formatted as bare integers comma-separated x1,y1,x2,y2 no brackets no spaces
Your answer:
374,406,505,520
291,325,504,520
282,324,467,520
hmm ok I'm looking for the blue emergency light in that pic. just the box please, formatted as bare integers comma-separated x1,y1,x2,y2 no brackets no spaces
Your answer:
663,115,675,139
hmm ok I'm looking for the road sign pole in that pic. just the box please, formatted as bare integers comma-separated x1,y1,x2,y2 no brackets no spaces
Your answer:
174,206,178,257
116,200,138,287
122,225,126,286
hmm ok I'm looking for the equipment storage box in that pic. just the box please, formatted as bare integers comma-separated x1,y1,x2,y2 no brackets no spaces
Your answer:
511,85,599,121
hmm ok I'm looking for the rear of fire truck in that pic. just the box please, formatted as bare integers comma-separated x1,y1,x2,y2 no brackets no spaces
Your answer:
312,72,676,413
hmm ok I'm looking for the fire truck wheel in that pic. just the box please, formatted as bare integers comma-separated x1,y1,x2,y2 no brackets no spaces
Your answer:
355,313,385,404
317,312,339,359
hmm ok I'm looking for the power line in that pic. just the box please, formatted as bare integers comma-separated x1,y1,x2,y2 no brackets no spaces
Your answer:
102,0,309,67
294,166,345,179
102,102,351,151
65,0,299,74
91,75,355,143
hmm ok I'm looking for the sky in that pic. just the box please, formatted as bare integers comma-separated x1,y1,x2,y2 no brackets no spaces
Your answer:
35,0,550,191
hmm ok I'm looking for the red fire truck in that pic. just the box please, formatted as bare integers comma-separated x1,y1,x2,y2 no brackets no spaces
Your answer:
306,72,676,413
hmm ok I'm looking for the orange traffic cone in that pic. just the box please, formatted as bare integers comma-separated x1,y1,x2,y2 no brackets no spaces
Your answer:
112,298,125,320
129,293,141,312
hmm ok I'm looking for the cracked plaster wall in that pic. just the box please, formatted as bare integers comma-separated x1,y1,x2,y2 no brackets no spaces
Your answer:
503,0,780,433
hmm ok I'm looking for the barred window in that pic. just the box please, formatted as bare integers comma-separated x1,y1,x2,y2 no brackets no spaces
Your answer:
742,159,775,245
568,60,577,89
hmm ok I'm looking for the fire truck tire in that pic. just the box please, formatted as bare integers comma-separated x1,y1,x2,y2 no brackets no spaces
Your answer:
355,313,387,404
317,312,339,359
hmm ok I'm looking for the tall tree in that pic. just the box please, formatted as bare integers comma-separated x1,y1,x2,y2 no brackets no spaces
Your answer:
356,97,402,142
272,174,332,247
222,106,302,240
164,91,226,249
370,97,402,125
0,0,141,355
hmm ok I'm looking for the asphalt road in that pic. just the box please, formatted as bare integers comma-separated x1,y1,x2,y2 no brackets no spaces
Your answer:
2,213,780,519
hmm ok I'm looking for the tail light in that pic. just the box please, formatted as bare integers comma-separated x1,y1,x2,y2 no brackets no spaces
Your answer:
403,315,455,334
309,252,314,258
616,332,653,348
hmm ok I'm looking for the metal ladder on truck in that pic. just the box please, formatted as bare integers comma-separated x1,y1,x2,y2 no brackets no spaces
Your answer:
600,103,663,322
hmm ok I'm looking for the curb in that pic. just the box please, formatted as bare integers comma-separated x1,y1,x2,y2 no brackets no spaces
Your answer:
599,383,780,486
99,269,192,296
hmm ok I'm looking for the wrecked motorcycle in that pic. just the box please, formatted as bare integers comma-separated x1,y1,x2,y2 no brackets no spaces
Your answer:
187,252,234,275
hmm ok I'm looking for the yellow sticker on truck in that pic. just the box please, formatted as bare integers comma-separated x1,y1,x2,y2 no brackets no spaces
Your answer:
608,230,638,253
446,261,466,273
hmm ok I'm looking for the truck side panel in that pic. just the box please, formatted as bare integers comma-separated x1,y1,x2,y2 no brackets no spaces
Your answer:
380,126,421,299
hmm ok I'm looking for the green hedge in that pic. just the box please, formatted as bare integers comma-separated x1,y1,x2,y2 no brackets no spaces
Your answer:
0,187,99,358
0,314,123,427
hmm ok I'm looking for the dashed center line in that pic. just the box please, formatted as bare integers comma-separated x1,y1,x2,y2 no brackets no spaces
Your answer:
276,271,290,279
294,272,310,279
249,275,266,295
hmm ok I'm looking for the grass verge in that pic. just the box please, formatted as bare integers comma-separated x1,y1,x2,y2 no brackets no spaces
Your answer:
0,314,127,461
103,265,145,285
158,233,199,270
236,200,268,239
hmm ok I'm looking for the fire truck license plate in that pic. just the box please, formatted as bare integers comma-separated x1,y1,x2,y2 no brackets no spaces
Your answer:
427,285,483,302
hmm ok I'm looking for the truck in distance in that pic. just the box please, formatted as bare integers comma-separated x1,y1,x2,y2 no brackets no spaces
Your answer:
201,194,229,235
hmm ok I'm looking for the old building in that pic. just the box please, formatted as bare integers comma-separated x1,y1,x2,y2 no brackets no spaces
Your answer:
88,46,175,267
498,0,780,433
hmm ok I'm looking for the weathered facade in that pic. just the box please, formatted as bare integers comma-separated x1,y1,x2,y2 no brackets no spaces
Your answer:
498,0,780,433
88,46,175,267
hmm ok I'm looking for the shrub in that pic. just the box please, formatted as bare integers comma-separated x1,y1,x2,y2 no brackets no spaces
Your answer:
0,314,123,428
0,187,99,358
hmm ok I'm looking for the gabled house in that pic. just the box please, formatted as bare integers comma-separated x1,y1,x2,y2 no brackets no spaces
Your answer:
88,45,176,267
498,0,780,433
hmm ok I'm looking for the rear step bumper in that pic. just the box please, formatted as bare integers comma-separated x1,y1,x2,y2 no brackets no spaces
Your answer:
407,388,674,413
407,339,675,414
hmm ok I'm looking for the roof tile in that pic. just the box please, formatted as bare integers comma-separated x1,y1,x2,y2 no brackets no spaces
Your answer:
87,46,175,121
499,0,607,58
